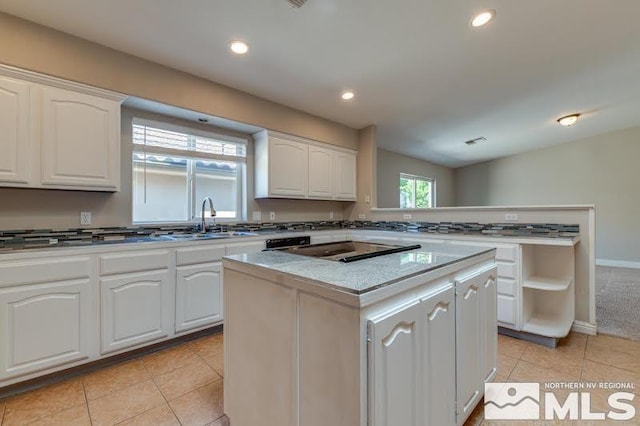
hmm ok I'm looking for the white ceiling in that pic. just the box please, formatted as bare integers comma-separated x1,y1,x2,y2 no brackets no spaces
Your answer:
2,0,640,167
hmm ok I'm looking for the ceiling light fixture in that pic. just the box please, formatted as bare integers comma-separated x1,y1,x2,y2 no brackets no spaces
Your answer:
470,10,496,27
229,41,249,55
341,90,355,101
557,114,581,127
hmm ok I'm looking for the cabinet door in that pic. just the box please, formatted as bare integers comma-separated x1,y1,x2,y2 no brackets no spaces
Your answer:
0,279,91,380
307,145,333,199
268,137,308,197
456,273,483,422
497,294,518,328
175,262,222,333
481,268,498,383
40,86,120,190
368,301,424,426
100,270,171,354
0,76,30,185
334,151,356,200
421,286,456,426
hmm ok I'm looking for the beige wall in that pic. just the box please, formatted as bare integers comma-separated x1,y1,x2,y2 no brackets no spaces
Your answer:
377,148,455,208
0,12,357,150
455,126,640,263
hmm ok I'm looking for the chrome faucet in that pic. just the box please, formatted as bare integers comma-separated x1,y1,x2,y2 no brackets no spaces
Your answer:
200,197,217,233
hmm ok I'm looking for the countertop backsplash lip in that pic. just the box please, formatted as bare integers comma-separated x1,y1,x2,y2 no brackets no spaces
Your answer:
0,220,579,251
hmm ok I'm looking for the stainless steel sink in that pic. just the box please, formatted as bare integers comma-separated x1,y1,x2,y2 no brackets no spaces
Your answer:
164,233,230,240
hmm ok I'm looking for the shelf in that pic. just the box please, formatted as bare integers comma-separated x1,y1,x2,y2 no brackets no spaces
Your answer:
522,310,573,338
522,276,573,291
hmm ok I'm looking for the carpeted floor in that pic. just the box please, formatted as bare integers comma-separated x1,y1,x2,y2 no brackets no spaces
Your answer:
596,266,640,341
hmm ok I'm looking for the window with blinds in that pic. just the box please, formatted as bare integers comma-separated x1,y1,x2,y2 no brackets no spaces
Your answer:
132,118,247,223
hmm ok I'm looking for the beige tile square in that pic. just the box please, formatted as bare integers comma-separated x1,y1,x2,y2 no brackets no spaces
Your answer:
87,379,165,426
142,344,201,377
586,334,640,374
29,404,91,426
2,378,85,425
498,334,529,359
190,333,224,359
510,360,581,384
83,359,150,400
169,380,224,426
520,336,585,377
154,358,220,401
203,350,224,378
496,354,518,380
117,404,180,426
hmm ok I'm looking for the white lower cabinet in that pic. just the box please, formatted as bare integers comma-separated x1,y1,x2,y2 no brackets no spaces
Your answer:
100,269,172,354
0,256,93,381
455,266,497,425
368,284,456,426
175,262,222,332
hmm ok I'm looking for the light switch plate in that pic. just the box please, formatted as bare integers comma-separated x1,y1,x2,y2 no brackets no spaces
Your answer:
269,211,276,221
329,211,334,220
80,211,92,225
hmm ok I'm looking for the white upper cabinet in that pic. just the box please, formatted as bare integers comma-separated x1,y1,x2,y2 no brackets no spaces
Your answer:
40,86,120,190
254,129,357,200
0,76,30,185
0,65,125,192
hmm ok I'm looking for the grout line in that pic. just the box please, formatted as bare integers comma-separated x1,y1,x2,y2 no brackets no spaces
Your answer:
80,379,93,426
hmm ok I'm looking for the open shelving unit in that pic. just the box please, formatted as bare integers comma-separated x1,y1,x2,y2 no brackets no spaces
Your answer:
520,244,575,339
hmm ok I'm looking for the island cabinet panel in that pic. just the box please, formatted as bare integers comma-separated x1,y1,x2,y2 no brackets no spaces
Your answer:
100,270,172,354
368,284,456,426
0,75,30,185
175,262,222,333
455,266,497,425
224,268,297,426
481,271,498,383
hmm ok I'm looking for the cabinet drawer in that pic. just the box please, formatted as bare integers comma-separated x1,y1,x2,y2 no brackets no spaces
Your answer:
100,250,169,275
497,262,517,279
497,295,517,327
176,245,225,266
495,246,517,262
0,257,90,287
497,278,516,296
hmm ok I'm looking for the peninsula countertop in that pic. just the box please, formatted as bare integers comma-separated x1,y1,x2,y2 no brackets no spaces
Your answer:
223,242,495,296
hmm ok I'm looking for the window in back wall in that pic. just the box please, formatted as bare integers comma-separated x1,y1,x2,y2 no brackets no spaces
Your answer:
399,173,436,208
132,118,247,223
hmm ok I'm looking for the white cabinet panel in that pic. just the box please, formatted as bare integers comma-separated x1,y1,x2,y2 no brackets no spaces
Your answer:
497,262,516,279
268,137,308,197
0,76,30,184
481,270,498,383
100,250,169,275
369,300,424,426
308,145,333,198
497,277,516,296
40,86,120,190
175,244,225,266
497,294,518,327
175,262,222,332
334,150,357,200
0,279,91,380
100,270,171,354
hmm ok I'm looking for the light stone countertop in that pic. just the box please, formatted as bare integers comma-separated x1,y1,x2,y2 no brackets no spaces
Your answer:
223,242,494,295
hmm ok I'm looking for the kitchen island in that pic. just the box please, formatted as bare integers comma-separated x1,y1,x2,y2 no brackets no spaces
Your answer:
222,241,497,426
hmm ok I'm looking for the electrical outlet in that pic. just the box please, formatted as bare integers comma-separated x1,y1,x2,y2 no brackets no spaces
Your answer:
269,211,276,221
80,211,92,225
358,213,366,220
329,211,334,220
403,213,412,220
505,213,518,221
252,211,262,221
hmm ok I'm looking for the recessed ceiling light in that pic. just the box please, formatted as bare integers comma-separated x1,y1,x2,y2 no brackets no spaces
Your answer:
470,10,496,27
229,41,249,55
557,114,581,127
341,90,355,101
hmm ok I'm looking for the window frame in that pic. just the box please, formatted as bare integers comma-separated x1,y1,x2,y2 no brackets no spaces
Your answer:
399,173,436,209
131,117,248,225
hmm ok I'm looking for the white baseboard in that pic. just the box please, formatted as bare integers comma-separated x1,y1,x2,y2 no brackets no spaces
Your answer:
572,320,597,336
596,259,640,269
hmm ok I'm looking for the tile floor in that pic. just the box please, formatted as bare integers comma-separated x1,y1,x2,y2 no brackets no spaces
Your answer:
465,332,640,425
0,333,225,426
2,330,639,425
